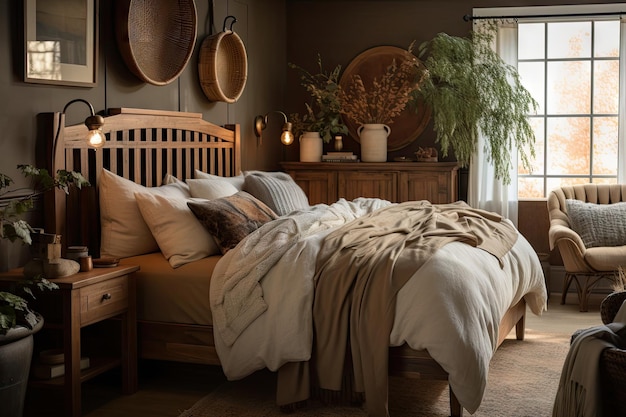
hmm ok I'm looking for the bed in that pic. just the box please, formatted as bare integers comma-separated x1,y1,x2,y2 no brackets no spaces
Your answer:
38,107,547,417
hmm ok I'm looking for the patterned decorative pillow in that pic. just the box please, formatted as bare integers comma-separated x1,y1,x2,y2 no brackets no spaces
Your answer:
187,191,278,254
243,171,310,216
566,199,626,248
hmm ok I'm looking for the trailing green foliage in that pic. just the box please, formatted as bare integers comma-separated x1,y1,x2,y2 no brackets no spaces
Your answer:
0,275,57,334
414,28,538,184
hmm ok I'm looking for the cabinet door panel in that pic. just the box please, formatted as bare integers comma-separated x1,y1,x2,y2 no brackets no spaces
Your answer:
286,170,337,205
401,171,458,203
338,171,397,202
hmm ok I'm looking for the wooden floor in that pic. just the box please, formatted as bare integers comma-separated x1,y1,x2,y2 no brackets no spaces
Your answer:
23,292,606,417
23,357,226,417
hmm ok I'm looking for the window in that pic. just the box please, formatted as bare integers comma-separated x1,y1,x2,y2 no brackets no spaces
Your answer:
518,19,621,198
474,4,626,199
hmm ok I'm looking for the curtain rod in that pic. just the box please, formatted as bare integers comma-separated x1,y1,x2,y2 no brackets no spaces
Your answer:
463,11,626,22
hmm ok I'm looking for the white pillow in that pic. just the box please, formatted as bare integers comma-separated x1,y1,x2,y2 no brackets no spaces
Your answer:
99,169,191,258
163,173,189,189
135,192,219,268
186,178,239,200
194,169,244,190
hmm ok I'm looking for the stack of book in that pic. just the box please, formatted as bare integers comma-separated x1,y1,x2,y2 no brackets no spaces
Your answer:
322,152,359,162
31,356,90,380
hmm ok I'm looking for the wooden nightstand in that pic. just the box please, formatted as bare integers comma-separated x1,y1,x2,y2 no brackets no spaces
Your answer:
0,264,139,417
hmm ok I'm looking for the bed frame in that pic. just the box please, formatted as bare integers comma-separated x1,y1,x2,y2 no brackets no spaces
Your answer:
38,107,526,417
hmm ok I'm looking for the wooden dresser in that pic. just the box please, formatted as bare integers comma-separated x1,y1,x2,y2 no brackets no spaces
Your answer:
281,161,459,205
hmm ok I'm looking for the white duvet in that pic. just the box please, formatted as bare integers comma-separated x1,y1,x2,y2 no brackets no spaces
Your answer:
210,198,547,414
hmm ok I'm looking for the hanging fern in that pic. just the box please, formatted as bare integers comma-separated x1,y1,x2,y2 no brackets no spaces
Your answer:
414,27,538,184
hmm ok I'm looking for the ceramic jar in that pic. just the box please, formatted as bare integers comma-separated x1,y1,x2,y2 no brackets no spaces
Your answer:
300,131,323,162
358,123,390,162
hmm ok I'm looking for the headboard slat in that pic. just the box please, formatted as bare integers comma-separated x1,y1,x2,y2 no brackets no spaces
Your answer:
38,108,241,257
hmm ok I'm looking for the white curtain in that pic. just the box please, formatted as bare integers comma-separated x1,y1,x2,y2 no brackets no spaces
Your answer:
618,16,626,183
467,22,519,227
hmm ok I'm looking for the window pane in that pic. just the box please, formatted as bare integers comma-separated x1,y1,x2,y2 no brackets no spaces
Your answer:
519,177,544,198
593,60,619,114
519,23,545,59
520,117,545,175
546,117,590,175
518,62,545,115
547,177,591,194
594,21,620,58
547,61,590,114
593,116,618,175
593,177,617,185
548,22,591,59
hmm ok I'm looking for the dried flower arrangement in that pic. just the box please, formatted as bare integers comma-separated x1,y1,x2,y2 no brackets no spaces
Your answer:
289,56,348,143
339,45,424,126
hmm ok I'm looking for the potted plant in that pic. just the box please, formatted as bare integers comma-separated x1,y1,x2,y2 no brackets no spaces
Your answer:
0,164,88,417
289,55,348,161
413,28,538,184
339,46,423,162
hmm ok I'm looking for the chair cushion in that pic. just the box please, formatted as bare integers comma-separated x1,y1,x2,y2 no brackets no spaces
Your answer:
566,199,626,248
585,246,626,271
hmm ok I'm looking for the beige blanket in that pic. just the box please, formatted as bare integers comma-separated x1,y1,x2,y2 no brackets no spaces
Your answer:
280,200,518,417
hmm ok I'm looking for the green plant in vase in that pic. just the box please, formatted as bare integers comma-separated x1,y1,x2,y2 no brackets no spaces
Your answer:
289,55,348,143
413,27,538,184
0,164,89,333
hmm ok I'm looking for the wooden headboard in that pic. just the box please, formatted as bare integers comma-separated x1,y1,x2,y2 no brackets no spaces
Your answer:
37,107,241,257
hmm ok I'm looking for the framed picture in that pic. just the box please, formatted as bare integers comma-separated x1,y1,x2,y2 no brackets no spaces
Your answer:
24,0,98,87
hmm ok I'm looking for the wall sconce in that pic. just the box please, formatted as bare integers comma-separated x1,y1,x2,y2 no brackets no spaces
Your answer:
253,111,294,146
53,99,106,160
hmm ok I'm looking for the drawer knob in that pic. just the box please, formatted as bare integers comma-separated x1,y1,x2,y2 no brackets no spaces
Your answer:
102,293,112,301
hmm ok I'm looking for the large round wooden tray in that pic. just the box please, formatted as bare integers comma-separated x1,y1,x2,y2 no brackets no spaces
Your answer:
339,46,431,151
115,0,197,86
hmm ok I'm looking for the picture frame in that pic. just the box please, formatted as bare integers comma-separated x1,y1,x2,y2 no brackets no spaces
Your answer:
24,0,98,87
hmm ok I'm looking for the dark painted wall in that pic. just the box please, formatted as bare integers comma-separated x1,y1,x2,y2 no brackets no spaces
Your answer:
1,0,611,270
0,0,288,270
284,0,612,263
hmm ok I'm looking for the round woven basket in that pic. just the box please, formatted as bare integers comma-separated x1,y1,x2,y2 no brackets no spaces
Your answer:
198,30,248,103
115,0,197,86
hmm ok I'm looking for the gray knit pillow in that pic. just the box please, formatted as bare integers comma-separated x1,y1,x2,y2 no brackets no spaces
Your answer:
566,199,626,248
243,171,310,216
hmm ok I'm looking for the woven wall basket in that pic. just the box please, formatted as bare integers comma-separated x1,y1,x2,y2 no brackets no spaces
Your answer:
198,28,248,103
115,0,197,86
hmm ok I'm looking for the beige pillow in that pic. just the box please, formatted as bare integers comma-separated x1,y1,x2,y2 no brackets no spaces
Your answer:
135,192,219,268
188,191,278,254
99,169,191,258
186,178,239,200
194,169,244,190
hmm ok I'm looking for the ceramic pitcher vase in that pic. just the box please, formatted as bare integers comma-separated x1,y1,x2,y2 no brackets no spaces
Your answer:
299,131,323,162
358,123,390,162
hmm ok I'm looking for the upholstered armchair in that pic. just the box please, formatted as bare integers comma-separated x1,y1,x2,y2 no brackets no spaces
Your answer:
547,184,626,311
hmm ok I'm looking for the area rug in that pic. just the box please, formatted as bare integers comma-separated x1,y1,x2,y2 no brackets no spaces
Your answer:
178,330,570,417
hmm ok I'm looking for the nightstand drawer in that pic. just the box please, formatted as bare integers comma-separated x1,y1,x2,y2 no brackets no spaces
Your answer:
80,275,128,325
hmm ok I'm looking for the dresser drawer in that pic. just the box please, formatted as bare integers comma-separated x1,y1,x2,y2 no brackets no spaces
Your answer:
80,275,129,325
